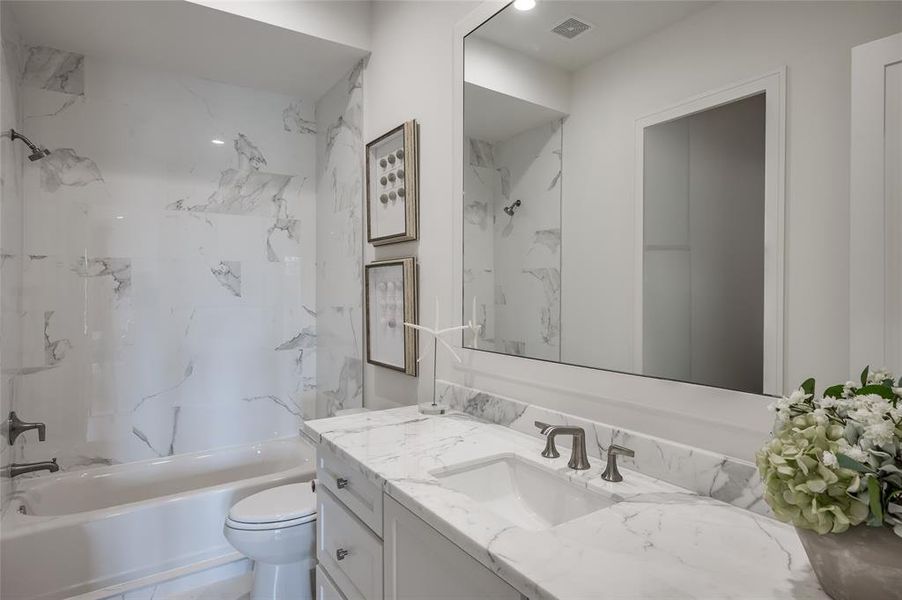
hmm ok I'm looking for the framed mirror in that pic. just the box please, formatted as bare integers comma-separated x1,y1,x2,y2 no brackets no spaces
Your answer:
460,1,902,396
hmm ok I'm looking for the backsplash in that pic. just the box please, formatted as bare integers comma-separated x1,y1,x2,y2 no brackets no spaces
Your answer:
436,380,768,516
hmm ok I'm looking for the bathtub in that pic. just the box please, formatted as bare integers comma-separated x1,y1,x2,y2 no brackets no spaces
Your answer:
1,436,315,600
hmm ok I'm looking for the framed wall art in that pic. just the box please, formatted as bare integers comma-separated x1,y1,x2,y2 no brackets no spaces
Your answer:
365,257,418,375
366,120,419,245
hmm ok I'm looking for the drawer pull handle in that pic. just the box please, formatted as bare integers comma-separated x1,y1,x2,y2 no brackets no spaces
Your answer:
336,477,349,489
336,548,349,561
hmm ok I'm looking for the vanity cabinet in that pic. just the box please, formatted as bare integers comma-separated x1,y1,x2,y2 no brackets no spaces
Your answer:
315,443,524,600
383,495,523,600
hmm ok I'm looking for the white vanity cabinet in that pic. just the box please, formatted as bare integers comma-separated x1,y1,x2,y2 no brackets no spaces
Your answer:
383,495,523,600
314,443,524,600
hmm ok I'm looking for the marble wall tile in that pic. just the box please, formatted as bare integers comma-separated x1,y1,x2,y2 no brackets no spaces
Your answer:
22,45,84,95
314,60,365,418
7,49,321,471
463,122,563,360
436,380,767,516
1,6,24,511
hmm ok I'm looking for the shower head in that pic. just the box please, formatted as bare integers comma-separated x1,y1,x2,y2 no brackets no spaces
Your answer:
503,199,522,216
4,129,51,161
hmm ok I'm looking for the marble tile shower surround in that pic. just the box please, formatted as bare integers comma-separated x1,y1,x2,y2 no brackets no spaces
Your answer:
314,59,365,419
1,44,342,474
1,7,25,509
464,121,562,362
435,380,768,515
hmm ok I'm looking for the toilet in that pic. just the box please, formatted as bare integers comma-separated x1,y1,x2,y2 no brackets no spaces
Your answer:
224,483,318,600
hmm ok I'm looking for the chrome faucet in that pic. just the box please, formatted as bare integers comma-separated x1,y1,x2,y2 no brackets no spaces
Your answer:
601,444,635,482
5,459,59,478
4,412,47,445
534,421,591,470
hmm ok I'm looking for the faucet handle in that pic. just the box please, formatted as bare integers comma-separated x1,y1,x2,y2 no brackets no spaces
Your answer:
608,444,635,458
601,444,635,482
534,422,560,459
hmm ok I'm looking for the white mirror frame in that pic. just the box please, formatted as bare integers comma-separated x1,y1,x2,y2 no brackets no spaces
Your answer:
450,1,782,460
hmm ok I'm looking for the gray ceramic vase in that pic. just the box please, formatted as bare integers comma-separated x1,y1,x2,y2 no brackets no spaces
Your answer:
796,525,902,600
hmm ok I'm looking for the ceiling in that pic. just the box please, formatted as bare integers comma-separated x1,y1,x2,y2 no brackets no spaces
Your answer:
471,1,716,72
7,0,369,100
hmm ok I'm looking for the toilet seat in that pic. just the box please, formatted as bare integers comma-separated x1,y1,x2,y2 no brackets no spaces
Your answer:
226,483,317,531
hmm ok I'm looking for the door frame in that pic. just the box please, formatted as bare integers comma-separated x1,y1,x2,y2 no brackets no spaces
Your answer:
850,32,902,374
633,69,787,395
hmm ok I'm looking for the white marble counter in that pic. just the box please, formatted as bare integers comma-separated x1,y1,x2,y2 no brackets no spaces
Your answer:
304,407,826,600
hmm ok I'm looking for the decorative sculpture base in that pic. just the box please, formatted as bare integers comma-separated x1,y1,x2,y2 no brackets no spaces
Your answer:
418,402,447,415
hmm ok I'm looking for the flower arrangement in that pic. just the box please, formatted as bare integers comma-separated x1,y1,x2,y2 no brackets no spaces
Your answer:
756,367,902,537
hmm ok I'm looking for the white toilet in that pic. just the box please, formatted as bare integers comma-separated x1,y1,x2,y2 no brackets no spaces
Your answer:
224,483,317,600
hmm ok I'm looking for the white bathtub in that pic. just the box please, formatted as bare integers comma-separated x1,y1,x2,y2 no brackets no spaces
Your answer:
1,436,315,600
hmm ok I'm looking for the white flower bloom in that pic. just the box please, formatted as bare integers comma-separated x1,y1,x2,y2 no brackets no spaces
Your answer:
842,381,858,398
863,420,896,447
812,408,829,424
818,396,839,409
867,368,894,385
822,450,838,467
842,445,869,463
786,389,811,405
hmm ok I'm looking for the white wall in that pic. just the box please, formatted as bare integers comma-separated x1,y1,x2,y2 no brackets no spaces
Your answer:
561,1,902,393
364,1,479,411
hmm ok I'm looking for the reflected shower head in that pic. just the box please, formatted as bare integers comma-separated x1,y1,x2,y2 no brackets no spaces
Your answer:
4,129,51,161
503,199,522,216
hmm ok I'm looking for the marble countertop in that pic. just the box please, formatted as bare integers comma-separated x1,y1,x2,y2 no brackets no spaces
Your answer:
304,407,827,600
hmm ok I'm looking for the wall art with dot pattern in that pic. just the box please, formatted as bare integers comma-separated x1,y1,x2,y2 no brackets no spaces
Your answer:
366,120,419,245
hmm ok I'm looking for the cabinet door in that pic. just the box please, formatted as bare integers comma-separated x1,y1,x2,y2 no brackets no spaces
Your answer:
317,565,347,600
383,494,523,600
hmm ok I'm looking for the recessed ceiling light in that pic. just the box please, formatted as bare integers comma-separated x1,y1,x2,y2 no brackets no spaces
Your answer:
211,139,225,145
513,0,536,11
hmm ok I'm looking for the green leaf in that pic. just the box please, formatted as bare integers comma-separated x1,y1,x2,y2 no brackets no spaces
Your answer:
856,384,895,399
801,378,816,396
868,477,884,523
823,384,846,398
861,366,870,387
837,453,875,473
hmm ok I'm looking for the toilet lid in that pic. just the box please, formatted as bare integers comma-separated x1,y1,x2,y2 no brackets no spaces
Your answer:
228,483,317,525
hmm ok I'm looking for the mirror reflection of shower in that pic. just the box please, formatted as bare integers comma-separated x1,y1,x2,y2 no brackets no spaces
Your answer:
503,199,521,216
2,128,51,161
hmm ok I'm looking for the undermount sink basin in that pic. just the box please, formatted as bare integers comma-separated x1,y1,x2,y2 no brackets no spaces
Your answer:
431,454,614,531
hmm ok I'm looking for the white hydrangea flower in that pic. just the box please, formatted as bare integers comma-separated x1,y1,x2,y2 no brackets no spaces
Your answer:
842,381,858,398
863,420,896,447
822,450,838,467
818,395,839,409
842,445,869,463
867,368,894,385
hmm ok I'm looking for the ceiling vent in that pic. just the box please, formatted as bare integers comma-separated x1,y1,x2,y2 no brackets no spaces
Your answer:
551,17,593,40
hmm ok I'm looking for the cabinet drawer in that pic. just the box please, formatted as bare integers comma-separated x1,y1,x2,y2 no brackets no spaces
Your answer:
316,565,347,600
318,486,384,600
317,442,383,535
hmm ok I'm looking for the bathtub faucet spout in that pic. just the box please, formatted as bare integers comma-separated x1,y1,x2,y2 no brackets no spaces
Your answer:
5,459,59,478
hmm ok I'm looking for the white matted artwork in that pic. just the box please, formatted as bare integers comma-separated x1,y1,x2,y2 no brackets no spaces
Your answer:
366,121,419,245
365,257,418,375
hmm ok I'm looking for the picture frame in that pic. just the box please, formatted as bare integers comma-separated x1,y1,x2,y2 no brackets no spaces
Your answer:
365,257,418,376
366,120,419,245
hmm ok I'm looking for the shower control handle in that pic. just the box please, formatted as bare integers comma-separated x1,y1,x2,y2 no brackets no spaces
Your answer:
336,548,349,561
336,477,349,489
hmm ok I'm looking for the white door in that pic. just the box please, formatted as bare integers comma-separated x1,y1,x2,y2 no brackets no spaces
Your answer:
850,32,902,374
